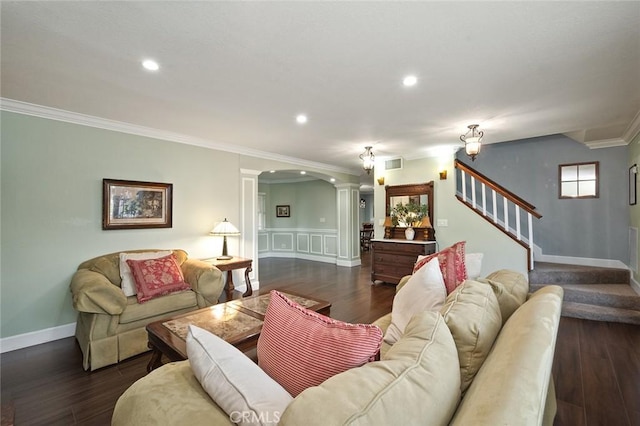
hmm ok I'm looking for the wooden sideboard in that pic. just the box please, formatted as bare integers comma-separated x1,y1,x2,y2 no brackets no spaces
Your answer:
371,239,437,284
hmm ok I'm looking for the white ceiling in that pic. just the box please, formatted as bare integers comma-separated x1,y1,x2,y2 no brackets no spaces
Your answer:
2,1,639,177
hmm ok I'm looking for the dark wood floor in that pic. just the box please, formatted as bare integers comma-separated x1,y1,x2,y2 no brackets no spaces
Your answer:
1,253,638,425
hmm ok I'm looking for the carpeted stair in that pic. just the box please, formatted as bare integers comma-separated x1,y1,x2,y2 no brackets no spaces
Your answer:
529,262,640,325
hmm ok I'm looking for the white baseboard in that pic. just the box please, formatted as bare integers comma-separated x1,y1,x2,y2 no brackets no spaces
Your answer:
336,258,362,267
532,244,629,270
1,322,76,353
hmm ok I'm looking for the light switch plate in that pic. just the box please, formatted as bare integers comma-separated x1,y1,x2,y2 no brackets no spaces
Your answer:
437,219,448,227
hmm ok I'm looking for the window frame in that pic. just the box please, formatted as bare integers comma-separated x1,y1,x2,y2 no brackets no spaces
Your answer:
558,161,599,199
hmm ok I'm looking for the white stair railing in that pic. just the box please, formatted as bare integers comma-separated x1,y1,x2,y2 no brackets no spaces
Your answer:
455,160,542,270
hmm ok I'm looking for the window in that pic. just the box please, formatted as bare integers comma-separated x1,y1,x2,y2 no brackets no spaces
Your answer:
559,162,599,199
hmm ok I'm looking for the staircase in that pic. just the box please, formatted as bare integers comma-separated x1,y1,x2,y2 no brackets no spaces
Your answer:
529,262,640,325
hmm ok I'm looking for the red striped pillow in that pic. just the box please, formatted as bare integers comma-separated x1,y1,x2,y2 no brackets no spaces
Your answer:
257,291,383,397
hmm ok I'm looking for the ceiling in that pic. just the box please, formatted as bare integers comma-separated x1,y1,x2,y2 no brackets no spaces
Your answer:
2,1,639,178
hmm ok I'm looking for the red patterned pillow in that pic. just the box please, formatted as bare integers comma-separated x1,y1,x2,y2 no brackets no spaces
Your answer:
127,253,191,303
414,241,467,294
257,290,383,397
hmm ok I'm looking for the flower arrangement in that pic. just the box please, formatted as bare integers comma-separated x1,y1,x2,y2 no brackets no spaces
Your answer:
390,202,428,227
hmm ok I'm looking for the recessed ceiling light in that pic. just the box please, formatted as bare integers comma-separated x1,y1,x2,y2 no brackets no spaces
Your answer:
300,171,306,175
330,178,336,183
142,59,159,71
296,114,308,124
403,75,417,87
269,170,276,173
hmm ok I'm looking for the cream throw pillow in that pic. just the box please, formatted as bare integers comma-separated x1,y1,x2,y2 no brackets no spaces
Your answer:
119,251,172,296
465,253,484,279
187,325,293,426
384,257,446,345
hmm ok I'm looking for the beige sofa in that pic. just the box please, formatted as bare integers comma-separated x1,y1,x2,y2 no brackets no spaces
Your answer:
112,270,563,425
70,249,224,371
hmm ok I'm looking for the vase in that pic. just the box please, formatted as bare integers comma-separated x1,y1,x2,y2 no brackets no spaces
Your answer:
405,227,415,241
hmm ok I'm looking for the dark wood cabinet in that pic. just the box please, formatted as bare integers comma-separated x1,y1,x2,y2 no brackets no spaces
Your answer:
371,239,437,284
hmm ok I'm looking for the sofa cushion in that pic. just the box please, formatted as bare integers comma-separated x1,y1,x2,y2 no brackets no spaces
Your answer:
187,325,292,426
440,279,502,394
119,251,173,296
257,291,383,397
112,361,232,426
479,269,529,324
119,290,197,324
127,254,191,303
414,241,467,294
278,311,461,426
384,257,446,345
450,286,564,426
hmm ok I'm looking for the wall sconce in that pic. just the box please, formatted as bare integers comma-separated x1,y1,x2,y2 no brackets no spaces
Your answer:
377,176,385,185
359,146,375,175
460,124,484,161
439,170,447,180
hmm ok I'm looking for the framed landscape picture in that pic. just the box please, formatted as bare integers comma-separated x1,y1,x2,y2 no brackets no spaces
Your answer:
276,205,290,218
103,179,173,230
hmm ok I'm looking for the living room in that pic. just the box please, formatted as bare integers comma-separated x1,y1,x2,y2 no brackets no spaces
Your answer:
1,1,639,425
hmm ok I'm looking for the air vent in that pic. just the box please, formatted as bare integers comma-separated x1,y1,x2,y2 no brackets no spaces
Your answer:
385,158,403,171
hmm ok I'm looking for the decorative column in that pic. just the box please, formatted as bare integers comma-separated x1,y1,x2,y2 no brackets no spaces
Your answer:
240,169,260,290
335,183,361,267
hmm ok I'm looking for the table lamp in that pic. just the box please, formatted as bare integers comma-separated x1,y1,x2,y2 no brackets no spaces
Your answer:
210,218,240,260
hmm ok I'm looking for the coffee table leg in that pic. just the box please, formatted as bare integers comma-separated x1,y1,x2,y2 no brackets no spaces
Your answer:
243,265,253,297
147,346,164,373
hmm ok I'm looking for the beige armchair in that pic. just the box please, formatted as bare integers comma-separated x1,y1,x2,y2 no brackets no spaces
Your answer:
70,249,224,371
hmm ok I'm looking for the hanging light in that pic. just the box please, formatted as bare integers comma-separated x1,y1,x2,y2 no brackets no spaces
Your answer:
359,146,375,174
460,124,484,161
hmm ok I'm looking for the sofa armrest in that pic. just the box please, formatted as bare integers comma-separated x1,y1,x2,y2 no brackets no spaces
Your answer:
181,259,224,305
70,269,127,315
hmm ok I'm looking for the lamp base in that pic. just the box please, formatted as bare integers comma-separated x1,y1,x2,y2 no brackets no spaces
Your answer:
216,255,233,260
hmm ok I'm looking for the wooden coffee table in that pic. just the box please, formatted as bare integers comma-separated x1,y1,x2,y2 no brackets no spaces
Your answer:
146,290,331,372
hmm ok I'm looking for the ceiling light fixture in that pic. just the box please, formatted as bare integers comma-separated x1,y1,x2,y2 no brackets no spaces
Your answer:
300,171,306,175
460,124,484,161
142,59,159,71
403,75,417,87
359,146,375,175
296,114,308,124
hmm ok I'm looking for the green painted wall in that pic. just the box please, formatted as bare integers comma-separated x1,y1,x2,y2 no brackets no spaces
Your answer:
264,180,336,229
0,112,240,338
630,133,640,283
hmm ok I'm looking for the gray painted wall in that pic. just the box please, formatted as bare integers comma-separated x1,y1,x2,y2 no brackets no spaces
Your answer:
264,180,337,229
456,134,628,262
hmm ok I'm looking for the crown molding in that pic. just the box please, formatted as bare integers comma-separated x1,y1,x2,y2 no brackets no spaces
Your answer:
0,97,355,176
584,137,628,149
623,109,640,144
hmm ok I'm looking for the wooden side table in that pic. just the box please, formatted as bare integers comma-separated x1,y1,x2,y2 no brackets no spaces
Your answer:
203,256,253,300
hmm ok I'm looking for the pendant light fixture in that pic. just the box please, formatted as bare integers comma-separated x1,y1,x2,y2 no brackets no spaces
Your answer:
460,124,484,161
359,146,375,174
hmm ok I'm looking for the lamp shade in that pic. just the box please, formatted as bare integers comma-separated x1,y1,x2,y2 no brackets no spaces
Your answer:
210,218,240,236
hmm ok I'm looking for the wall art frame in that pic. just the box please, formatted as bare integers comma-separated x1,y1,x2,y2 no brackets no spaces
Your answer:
103,178,173,230
276,205,290,218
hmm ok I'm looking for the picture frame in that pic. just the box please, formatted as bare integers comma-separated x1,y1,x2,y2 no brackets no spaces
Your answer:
103,179,173,230
276,205,290,218
630,164,637,206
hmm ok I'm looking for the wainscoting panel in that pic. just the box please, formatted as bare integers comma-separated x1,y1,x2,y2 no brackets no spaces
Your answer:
272,233,294,251
297,233,310,253
324,235,338,256
310,234,323,254
258,232,269,252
